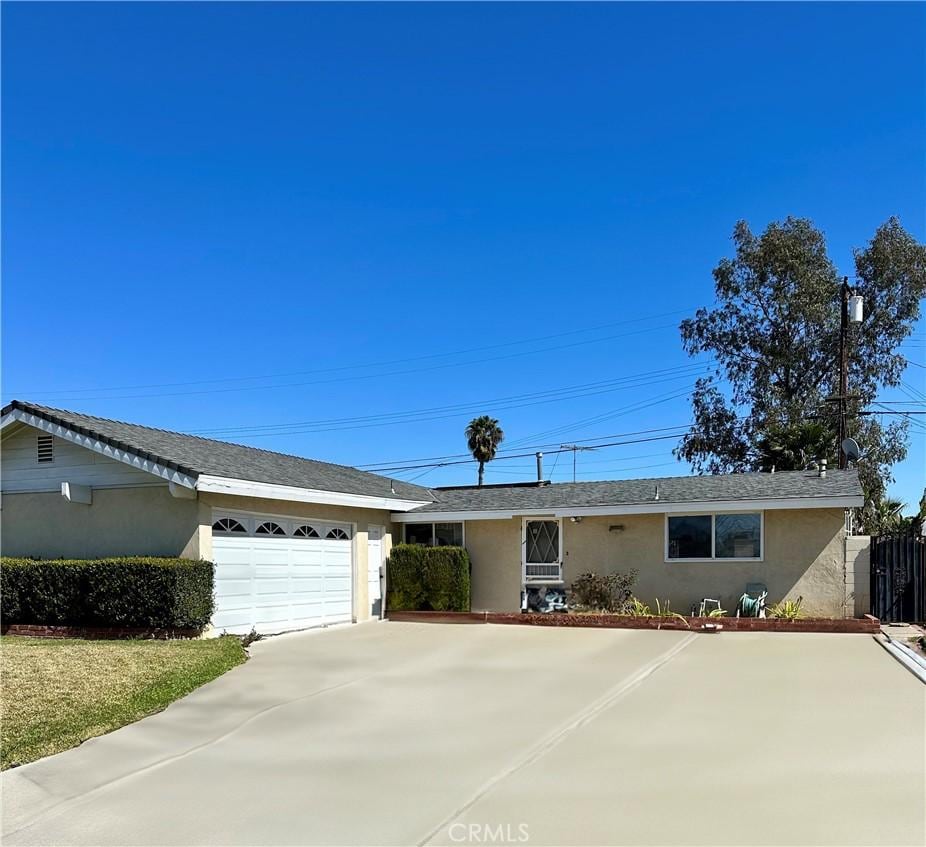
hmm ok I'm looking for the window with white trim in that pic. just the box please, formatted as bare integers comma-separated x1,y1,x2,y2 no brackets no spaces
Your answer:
213,517,247,534
256,521,286,536
293,524,320,538
666,513,762,560
326,527,350,540
37,434,54,464
404,522,463,547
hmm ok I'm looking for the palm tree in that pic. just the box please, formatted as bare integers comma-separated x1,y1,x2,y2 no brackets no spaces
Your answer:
875,497,912,535
867,497,907,535
465,415,504,486
755,421,834,471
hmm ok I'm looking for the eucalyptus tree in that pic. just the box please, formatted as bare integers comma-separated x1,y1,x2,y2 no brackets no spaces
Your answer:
676,217,925,527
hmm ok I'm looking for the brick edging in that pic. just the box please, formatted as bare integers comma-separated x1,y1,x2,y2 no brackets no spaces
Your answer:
385,610,880,634
0,623,201,640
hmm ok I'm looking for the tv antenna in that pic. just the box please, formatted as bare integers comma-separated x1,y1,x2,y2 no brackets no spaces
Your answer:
559,444,598,483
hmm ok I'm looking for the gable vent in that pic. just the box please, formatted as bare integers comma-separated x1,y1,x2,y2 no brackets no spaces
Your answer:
37,434,54,463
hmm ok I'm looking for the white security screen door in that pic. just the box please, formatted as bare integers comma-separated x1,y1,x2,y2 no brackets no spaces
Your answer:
367,524,384,617
523,518,563,583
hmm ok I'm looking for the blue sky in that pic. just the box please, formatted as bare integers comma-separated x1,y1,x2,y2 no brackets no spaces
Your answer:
3,3,924,504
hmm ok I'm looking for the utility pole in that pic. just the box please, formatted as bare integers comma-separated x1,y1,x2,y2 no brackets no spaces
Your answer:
838,277,849,468
835,276,864,469
559,444,597,482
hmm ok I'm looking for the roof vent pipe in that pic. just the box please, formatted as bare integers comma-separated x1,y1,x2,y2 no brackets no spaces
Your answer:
654,484,660,501
819,460,827,479
536,452,543,482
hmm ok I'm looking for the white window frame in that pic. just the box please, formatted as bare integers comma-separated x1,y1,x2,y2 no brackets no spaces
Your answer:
522,516,564,584
211,508,353,540
402,521,465,547
664,511,764,563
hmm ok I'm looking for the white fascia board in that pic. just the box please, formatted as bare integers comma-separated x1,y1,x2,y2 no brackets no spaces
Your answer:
391,495,862,523
196,475,433,512
552,496,863,516
391,510,521,523
2,409,197,489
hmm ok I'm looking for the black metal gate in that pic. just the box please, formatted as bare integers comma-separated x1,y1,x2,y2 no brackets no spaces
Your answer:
871,533,926,623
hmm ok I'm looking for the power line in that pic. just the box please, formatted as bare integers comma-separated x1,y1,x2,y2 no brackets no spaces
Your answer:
190,362,707,435
358,386,700,470
3,308,699,401
503,384,698,447
187,363,709,438
355,423,693,469
363,430,693,474
484,450,675,476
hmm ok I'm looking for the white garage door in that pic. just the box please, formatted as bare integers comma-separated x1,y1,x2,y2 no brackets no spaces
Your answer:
211,512,353,635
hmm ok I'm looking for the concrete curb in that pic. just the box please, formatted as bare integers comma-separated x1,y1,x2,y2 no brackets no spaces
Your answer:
876,633,926,683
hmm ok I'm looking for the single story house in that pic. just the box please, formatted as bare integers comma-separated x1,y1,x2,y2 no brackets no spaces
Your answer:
1,400,866,632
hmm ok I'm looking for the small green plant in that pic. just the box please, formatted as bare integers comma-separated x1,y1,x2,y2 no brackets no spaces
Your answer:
240,628,264,648
653,599,690,628
707,607,727,618
626,597,652,617
767,596,804,620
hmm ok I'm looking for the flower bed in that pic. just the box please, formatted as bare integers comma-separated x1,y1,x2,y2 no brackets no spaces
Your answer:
386,610,881,634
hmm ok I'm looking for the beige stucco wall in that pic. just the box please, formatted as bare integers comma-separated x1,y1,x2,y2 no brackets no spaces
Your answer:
464,518,523,612
0,486,202,559
200,493,395,623
845,534,871,618
0,486,396,624
460,508,850,617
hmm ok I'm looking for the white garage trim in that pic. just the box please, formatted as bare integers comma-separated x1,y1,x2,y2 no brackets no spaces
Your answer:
210,507,357,636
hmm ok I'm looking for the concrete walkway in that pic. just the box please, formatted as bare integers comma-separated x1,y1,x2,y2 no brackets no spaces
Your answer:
3,622,924,846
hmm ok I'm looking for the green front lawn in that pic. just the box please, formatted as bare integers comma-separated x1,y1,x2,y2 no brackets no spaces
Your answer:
0,636,246,769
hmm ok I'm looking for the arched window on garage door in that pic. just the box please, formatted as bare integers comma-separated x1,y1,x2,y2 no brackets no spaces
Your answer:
255,521,287,536
213,517,247,535
326,527,350,540
293,524,320,538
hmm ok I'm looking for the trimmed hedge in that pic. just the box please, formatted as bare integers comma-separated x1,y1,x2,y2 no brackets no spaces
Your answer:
0,557,215,631
387,545,470,612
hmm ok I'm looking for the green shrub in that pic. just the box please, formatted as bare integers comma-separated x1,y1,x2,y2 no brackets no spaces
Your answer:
569,570,638,613
0,558,215,631
386,544,470,612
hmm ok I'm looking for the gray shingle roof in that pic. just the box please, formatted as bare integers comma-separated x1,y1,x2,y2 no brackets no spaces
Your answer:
2,400,434,503
406,470,862,514
3,400,863,513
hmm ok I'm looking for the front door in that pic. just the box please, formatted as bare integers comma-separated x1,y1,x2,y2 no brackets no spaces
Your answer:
522,518,563,584
367,525,384,618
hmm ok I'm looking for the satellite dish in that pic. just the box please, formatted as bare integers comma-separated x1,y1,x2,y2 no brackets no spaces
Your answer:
841,438,861,463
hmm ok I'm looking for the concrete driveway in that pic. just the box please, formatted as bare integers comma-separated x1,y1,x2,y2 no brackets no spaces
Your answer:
2,622,923,846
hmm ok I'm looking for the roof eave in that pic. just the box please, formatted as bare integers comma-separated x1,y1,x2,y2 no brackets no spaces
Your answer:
391,494,864,522
1,404,199,489
195,474,434,512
